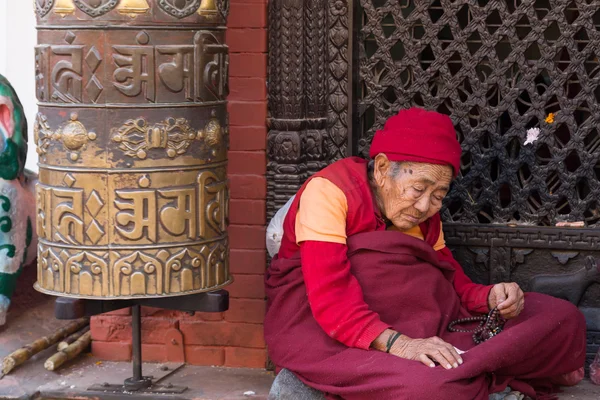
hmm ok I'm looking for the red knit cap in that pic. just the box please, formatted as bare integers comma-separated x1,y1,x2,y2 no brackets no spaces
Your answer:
369,107,462,177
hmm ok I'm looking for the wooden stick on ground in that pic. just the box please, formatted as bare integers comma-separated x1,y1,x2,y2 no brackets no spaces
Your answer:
1,318,88,376
57,325,90,351
44,331,92,372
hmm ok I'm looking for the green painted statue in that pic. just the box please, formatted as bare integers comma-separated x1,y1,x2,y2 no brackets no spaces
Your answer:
0,74,37,325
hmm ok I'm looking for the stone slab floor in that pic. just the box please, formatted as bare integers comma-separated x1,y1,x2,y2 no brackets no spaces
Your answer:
0,267,598,400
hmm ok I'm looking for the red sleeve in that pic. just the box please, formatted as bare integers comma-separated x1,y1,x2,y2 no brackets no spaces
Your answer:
300,240,390,349
437,246,493,314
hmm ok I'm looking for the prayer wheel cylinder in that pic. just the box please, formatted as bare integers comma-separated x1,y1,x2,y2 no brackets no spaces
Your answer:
33,0,231,298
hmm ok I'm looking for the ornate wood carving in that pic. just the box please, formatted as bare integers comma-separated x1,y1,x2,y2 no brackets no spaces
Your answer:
35,0,231,299
267,0,332,218
327,0,349,161
444,222,600,371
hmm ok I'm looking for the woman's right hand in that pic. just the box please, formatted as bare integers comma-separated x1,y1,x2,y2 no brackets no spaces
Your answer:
390,335,463,369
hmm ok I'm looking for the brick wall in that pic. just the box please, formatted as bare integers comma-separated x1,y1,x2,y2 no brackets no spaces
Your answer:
90,0,269,369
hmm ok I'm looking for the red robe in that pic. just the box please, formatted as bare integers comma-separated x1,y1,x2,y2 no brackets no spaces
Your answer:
265,158,587,399
277,157,493,349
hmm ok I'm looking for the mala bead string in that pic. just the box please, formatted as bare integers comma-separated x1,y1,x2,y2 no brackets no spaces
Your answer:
447,308,506,345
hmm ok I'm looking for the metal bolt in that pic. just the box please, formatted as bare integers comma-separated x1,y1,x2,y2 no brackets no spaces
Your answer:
102,382,109,387
166,383,173,389
171,339,178,345
160,365,169,371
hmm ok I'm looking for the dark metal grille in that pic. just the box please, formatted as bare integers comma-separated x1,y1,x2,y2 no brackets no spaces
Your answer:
357,0,600,227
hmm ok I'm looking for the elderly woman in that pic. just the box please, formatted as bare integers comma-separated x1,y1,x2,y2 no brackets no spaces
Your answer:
264,108,586,399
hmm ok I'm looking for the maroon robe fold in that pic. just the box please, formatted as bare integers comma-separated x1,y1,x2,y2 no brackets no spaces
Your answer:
264,231,587,400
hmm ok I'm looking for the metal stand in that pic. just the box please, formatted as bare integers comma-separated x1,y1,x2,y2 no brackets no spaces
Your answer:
122,305,154,391
55,290,229,396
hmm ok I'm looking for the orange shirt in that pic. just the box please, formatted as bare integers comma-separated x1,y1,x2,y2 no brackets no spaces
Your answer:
296,177,446,250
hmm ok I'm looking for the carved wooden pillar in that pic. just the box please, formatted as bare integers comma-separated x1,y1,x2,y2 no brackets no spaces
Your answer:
267,0,305,219
33,0,231,298
326,0,350,161
267,0,330,218
304,0,329,177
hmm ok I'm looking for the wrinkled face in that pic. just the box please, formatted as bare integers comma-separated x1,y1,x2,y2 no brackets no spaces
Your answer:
373,154,453,230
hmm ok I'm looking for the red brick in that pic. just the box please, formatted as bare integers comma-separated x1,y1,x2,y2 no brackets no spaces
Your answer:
180,321,265,348
165,328,185,362
227,29,267,53
92,341,131,361
104,307,131,316
230,126,266,151
230,54,267,77
138,309,220,321
230,199,266,225
228,274,265,299
230,249,266,274
230,77,267,101
182,312,224,321
140,308,182,319
184,346,225,366
229,225,266,250
91,316,130,342
228,175,266,200
142,318,179,343
229,101,267,126
225,299,266,324
141,307,161,316
225,347,267,368
91,315,178,344
228,3,267,28
142,344,167,362
228,151,266,175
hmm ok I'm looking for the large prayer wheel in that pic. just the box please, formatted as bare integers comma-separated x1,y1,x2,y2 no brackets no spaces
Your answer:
33,0,231,299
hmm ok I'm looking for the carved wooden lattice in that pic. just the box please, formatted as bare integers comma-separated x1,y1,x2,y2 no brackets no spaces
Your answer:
358,0,600,227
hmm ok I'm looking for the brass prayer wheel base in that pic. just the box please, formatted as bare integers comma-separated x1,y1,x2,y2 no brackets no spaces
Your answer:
34,278,233,300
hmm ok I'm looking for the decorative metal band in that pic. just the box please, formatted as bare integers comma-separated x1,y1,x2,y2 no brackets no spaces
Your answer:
158,0,201,19
35,240,231,299
36,0,225,22
73,0,119,17
36,0,56,17
216,0,229,19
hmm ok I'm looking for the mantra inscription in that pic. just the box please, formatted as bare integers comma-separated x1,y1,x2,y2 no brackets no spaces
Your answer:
35,0,231,299
35,30,228,105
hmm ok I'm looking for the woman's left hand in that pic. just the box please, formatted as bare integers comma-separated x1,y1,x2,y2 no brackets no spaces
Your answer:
488,282,524,319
